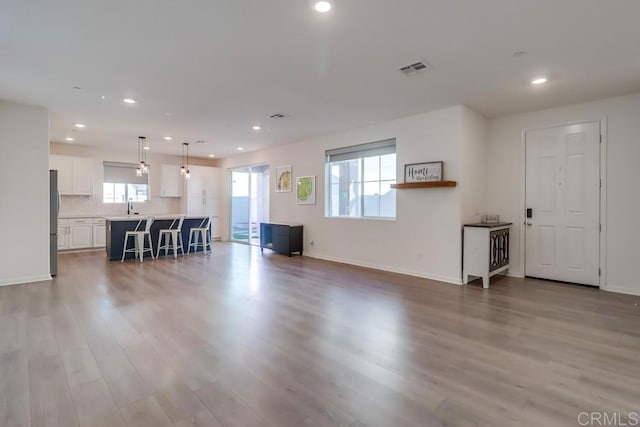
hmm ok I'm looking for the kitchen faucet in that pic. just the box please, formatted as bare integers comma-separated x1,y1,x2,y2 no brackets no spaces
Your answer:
127,198,133,215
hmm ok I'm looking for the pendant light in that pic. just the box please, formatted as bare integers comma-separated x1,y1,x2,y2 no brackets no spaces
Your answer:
137,136,150,175
136,137,143,176
180,143,186,175
183,142,191,180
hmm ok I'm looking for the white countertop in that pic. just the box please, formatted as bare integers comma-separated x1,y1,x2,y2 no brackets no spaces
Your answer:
104,214,217,221
59,214,106,219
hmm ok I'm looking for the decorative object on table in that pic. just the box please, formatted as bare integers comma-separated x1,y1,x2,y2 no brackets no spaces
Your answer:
275,165,292,192
296,176,316,205
136,136,150,176
404,161,443,183
483,214,500,224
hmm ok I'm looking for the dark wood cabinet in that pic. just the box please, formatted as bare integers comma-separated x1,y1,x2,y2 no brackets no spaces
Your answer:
260,222,303,257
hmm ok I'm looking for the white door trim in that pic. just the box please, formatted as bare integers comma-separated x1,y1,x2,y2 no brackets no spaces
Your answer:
519,118,607,288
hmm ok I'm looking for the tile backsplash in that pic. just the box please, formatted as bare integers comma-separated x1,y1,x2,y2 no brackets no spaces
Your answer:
60,195,181,217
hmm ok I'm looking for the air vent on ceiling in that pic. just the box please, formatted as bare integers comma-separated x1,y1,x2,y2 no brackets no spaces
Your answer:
269,113,286,119
194,140,206,144
399,61,432,75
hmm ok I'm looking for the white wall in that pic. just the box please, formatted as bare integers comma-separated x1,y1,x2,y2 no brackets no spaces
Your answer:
50,143,219,217
460,106,489,224
0,100,50,286
222,106,467,284
487,92,640,296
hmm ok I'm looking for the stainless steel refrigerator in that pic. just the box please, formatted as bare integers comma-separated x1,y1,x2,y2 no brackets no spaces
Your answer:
50,170,59,276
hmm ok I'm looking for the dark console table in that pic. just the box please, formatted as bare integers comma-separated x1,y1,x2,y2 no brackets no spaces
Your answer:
260,222,303,256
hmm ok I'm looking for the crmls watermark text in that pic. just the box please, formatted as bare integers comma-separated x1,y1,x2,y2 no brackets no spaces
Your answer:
578,412,640,426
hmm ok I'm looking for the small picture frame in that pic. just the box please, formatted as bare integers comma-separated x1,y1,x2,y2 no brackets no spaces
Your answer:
404,161,443,183
275,165,292,192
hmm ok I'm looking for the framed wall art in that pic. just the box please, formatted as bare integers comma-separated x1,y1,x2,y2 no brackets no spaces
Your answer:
275,165,292,192
296,176,316,205
404,161,443,183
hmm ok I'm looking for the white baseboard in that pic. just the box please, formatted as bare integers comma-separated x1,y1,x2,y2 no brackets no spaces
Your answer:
307,252,463,285
0,274,52,287
507,270,525,279
601,284,640,297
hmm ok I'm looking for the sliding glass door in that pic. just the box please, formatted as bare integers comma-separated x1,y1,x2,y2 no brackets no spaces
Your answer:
230,165,269,244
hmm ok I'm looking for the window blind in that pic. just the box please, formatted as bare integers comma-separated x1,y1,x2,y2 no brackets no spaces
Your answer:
103,161,148,184
325,138,396,162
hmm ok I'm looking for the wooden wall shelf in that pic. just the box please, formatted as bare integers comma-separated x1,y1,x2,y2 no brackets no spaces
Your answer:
391,181,457,189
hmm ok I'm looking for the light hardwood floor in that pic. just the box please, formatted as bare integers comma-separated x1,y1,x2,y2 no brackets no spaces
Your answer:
1,243,639,427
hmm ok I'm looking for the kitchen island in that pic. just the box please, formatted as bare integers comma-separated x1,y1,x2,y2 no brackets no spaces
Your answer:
105,215,213,260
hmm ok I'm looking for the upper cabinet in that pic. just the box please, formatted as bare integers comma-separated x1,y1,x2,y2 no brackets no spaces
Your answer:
50,155,73,194
50,155,95,195
159,164,183,197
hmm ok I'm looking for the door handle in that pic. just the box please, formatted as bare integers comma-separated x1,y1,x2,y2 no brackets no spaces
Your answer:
526,222,533,227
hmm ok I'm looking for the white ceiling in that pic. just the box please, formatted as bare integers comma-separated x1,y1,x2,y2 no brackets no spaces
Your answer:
1,0,640,158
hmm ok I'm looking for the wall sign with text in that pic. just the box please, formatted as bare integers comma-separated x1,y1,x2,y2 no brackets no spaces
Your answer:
404,161,443,183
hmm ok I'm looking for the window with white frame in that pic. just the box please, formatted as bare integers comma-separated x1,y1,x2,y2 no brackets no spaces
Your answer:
102,162,149,203
325,139,396,218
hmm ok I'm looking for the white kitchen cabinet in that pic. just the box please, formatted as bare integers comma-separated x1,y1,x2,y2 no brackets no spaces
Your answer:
69,218,93,249
92,218,106,248
50,156,73,195
186,165,221,238
57,219,70,250
160,164,183,197
72,157,95,195
50,155,95,195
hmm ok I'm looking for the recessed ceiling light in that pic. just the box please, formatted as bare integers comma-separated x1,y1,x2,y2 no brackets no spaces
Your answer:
74,123,86,128
143,146,150,150
101,95,106,100
164,136,172,141
209,154,215,158
65,137,74,142
531,77,548,85
237,147,244,151
252,125,261,131
123,98,136,104
314,1,332,12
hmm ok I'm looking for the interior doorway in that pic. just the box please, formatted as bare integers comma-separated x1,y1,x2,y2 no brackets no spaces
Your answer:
230,164,269,245
524,121,601,286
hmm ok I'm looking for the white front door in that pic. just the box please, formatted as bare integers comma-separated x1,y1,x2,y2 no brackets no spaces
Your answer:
525,122,600,286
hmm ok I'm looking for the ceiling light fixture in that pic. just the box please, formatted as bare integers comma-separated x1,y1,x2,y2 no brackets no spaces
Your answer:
252,125,261,131
123,98,136,104
237,147,244,151
182,143,191,180
74,123,86,128
136,136,149,176
180,143,186,176
101,95,106,100
164,136,172,141
208,154,215,158
65,137,74,142
314,1,332,12
531,77,548,85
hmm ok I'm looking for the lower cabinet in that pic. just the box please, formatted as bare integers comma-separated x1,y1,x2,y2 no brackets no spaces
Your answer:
69,220,93,249
462,222,512,289
92,219,106,248
259,222,303,256
58,217,106,250
58,220,70,250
